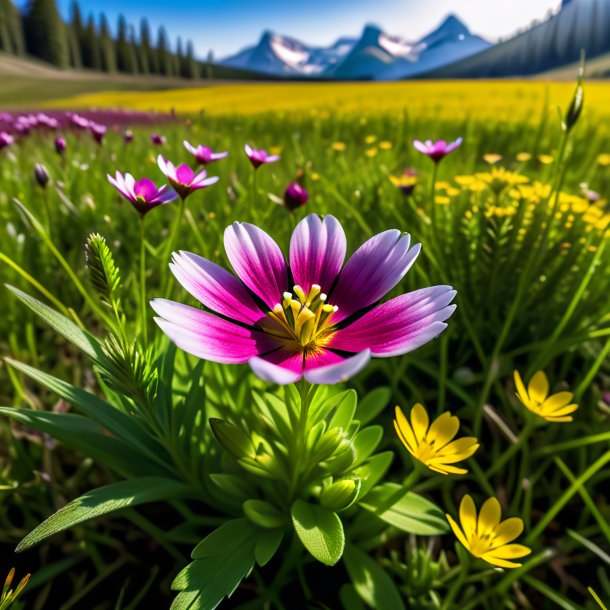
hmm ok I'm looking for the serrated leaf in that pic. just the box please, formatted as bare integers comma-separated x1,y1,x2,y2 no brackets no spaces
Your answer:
291,500,345,565
359,483,448,535
343,544,405,610
17,477,190,551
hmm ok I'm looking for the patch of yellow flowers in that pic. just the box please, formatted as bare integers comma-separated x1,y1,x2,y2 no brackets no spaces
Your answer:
394,368,578,569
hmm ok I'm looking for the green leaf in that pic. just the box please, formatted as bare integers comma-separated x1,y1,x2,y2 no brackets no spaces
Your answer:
209,418,255,459
254,528,284,567
6,285,102,359
355,387,392,425
172,519,259,610
354,451,394,501
343,544,406,610
329,390,357,430
5,359,167,470
291,499,345,565
352,426,384,466
359,483,448,535
243,500,287,529
339,585,367,610
0,407,145,478
17,477,190,551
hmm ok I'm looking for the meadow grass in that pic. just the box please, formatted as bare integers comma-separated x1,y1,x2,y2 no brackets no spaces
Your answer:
0,79,610,609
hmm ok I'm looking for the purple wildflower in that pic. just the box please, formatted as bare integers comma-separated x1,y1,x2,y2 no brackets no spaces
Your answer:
107,171,177,216
0,132,14,150
151,214,456,385
124,130,134,144
34,164,49,188
245,144,280,169
413,138,463,163
184,140,228,165
283,182,309,211
90,123,107,145
55,136,67,155
157,155,219,200
151,133,166,146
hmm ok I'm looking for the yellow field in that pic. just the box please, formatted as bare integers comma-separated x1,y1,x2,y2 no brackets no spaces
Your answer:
45,80,610,121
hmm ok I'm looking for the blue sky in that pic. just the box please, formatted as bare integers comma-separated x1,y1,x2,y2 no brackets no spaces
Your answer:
39,0,561,59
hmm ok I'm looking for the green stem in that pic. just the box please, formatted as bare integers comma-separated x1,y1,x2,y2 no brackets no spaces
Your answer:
163,197,186,296
441,554,470,610
485,419,536,479
139,217,148,345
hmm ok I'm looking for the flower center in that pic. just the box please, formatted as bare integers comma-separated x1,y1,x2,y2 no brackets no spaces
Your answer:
264,284,338,353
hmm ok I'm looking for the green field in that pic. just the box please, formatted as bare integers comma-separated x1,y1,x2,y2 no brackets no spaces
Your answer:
1,77,610,610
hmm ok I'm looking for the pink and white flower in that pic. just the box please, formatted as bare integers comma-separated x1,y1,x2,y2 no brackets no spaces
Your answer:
157,155,219,200
152,214,456,385
107,171,177,216
184,140,228,165
413,138,463,163
245,144,280,169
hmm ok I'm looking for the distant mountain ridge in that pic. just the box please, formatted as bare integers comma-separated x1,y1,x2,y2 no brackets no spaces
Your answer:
221,14,491,80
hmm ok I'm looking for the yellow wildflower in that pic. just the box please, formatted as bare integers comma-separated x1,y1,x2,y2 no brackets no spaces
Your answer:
331,141,346,152
538,154,554,165
513,370,578,422
516,152,532,162
447,495,531,568
365,134,377,144
597,153,610,167
365,147,378,158
394,405,479,475
379,141,393,150
483,153,503,164
269,146,282,156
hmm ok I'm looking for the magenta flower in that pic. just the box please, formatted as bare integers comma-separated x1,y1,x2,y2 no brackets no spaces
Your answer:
283,182,308,211
157,155,219,200
151,133,166,146
55,136,66,155
245,144,280,169
184,140,228,165
69,113,90,130
90,123,107,145
107,171,177,216
151,214,455,385
413,138,463,163
0,132,14,150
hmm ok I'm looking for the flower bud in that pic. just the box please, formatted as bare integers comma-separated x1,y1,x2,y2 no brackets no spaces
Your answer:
124,130,134,144
209,418,255,459
283,182,308,211
320,477,361,511
55,136,66,155
34,163,49,188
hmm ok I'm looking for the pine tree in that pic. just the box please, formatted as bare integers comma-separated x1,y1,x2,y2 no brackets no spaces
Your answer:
24,0,69,67
1,0,26,56
185,40,199,79
0,0,13,53
206,50,215,79
138,18,151,74
156,26,174,77
81,14,101,69
99,14,116,73
71,1,86,63
128,25,140,75
66,22,82,67
116,15,137,73
176,36,184,77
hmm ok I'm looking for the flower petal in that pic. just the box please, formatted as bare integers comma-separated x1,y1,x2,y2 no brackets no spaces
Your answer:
540,392,574,413
151,299,273,364
303,349,371,385
169,251,265,325
410,403,429,444
248,352,303,385
330,231,421,323
426,412,460,449
491,518,524,547
513,370,529,406
224,221,289,309
394,406,417,453
289,214,346,293
329,286,456,356
528,371,549,404
459,495,477,540
478,497,502,534
446,514,470,550
479,554,523,569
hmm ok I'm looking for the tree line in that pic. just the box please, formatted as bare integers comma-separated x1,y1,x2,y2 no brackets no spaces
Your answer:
0,0,203,78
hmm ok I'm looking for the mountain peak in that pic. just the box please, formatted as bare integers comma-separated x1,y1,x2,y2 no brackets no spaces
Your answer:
436,14,470,35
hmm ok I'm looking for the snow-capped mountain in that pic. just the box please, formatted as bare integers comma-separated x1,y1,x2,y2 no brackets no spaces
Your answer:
220,14,490,80
221,31,357,76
